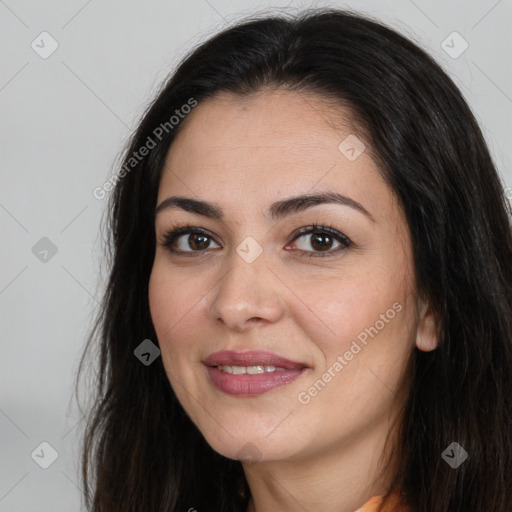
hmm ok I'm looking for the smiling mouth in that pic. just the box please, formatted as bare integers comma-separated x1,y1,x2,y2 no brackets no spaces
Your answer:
205,365,307,396
203,350,309,396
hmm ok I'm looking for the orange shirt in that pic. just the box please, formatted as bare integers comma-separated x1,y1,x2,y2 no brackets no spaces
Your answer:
354,493,409,512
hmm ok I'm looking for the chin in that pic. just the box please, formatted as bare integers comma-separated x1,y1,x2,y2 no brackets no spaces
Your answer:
198,422,300,463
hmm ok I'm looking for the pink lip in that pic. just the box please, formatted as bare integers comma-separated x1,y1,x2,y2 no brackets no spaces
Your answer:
203,350,306,370
203,350,308,396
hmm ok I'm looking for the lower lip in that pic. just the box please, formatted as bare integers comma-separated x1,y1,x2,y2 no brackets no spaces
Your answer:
206,366,306,396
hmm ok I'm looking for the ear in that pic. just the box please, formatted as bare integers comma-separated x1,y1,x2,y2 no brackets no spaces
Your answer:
415,296,439,352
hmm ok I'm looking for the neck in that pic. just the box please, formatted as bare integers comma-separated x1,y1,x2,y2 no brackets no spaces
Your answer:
243,414,400,512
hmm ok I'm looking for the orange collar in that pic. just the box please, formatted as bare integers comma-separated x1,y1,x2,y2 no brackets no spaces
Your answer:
354,493,409,512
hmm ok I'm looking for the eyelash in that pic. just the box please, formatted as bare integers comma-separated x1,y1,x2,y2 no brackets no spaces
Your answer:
159,222,352,258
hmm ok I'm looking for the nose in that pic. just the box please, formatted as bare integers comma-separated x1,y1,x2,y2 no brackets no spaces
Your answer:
207,248,286,332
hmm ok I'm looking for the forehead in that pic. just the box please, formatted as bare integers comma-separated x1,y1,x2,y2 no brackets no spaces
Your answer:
158,88,395,224
166,88,359,159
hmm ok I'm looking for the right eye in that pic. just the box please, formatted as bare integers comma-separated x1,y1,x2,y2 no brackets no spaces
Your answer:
161,225,221,255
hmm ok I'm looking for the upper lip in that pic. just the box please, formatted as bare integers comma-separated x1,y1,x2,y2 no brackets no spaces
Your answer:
203,350,308,370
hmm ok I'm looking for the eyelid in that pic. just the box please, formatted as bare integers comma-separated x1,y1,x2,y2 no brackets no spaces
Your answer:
289,224,351,245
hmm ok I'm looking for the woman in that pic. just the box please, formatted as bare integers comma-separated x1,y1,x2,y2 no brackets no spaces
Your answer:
77,8,512,511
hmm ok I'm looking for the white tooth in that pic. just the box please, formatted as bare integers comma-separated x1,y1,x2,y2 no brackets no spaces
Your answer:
247,365,265,374
218,364,286,374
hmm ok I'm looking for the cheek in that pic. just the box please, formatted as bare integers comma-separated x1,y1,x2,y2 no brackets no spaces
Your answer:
295,269,416,416
148,268,174,336
297,277,414,430
148,261,217,380
300,272,403,356
148,266,200,397
148,266,195,374
149,263,199,336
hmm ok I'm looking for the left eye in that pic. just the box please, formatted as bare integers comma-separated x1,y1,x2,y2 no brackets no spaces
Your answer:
287,226,351,257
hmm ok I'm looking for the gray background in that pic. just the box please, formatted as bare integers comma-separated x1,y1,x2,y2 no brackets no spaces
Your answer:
1,0,510,510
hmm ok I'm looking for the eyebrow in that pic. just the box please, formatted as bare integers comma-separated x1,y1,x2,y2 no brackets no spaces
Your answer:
155,191,376,223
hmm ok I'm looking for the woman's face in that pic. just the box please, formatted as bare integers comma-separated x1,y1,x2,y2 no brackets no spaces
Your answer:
149,88,436,464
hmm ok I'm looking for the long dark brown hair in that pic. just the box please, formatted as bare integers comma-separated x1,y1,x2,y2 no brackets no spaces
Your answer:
76,8,512,511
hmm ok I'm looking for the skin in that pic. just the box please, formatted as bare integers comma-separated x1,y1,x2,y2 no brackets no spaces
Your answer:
148,88,438,512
